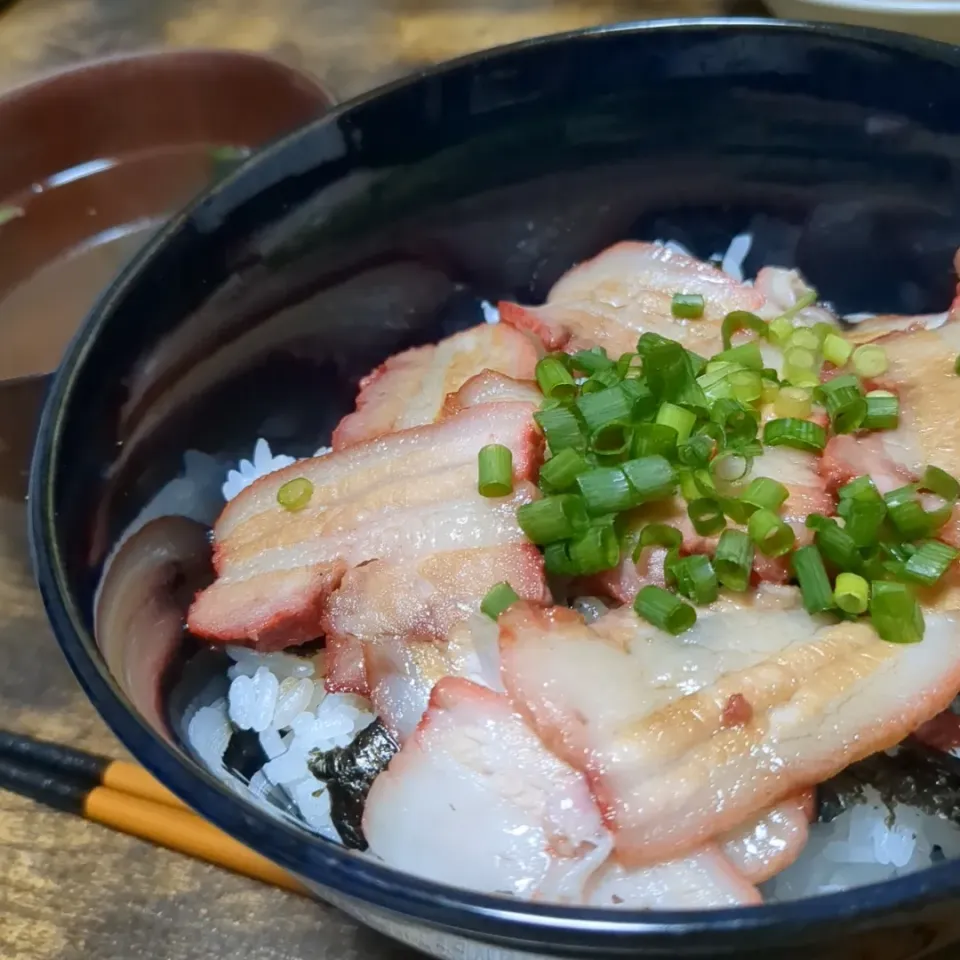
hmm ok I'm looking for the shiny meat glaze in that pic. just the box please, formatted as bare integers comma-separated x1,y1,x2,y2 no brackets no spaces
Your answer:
363,678,762,907
187,402,546,649
440,370,543,418
498,595,960,866
498,242,834,359
332,324,539,449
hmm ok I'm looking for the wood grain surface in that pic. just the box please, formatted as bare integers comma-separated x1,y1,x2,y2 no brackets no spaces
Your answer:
0,1,843,959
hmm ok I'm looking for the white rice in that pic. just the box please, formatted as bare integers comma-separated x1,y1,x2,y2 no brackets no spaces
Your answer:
481,299,500,324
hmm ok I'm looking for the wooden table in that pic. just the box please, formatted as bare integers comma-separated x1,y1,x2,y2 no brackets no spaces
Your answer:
0,1,766,959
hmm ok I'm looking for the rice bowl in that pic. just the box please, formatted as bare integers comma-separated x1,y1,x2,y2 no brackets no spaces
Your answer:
30,19,960,959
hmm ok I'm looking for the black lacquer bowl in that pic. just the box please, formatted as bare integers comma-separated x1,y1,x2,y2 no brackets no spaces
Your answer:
28,18,960,960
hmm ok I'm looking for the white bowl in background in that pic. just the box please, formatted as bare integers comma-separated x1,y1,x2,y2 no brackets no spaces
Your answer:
767,0,960,44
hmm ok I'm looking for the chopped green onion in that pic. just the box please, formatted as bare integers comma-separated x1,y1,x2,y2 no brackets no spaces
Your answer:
761,380,780,406
863,391,900,431
621,456,677,502
535,406,585,453
656,402,697,442
747,508,796,557
615,352,642,379
480,582,520,620
516,495,588,544
478,444,513,497
688,498,726,536
902,540,960,586
721,311,768,351
822,333,854,368
570,347,614,375
836,484,887,548
783,345,818,377
773,386,813,420
619,377,657,419
852,344,889,379
741,477,789,514
730,370,763,404
870,581,924,644
539,448,589,492
544,542,575,576
640,337,708,411
806,515,862,572
671,292,705,319
631,423,679,460
768,315,794,346
812,322,835,344
631,523,683,562
789,328,821,353
580,368,621,394
711,449,753,486
763,418,827,453
713,342,764,370
921,465,960,503
714,529,754,592
277,477,314,512
634,585,697,635
576,466,635,515
777,288,818,321
535,356,577,400
710,399,759,443
677,435,715,469
698,361,738,401
839,475,878,500
955,353,960,376
590,421,633,459
792,545,833,614
816,374,866,434
671,554,719,605
834,572,869,615
884,484,950,539
576,384,633,432
567,524,620,575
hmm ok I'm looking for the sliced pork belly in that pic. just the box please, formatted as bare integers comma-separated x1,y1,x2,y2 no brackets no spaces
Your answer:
187,401,545,650
499,242,836,360
719,793,813,885
441,370,542,418
821,317,960,504
363,677,760,907
363,677,614,902
499,593,960,867
332,324,539,449
499,242,768,357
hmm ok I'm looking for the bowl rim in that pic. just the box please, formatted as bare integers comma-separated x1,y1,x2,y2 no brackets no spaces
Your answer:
28,15,960,949
774,0,960,14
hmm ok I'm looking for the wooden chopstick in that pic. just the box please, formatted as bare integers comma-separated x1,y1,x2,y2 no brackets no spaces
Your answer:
0,728,186,809
0,731,308,896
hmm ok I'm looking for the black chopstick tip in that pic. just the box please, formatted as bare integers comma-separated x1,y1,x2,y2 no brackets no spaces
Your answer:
0,756,88,815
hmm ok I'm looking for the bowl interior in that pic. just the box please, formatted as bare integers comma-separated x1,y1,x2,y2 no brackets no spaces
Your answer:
29,19,960,956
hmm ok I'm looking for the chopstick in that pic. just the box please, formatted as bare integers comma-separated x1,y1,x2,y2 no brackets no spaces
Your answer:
0,730,308,896
0,729,187,809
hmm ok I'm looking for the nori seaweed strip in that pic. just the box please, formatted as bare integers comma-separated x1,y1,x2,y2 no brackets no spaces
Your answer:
816,743,960,827
223,729,269,782
307,720,399,850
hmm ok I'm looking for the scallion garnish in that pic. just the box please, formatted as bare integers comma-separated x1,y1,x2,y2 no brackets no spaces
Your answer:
834,572,869,615
822,333,853,369
741,476,789,514
656,402,696,442
747,508,796,557
671,292,706,319
631,423,679,460
688,498,726,536
576,384,634,432
539,448,589,492
480,582,520,620
773,386,813,420
816,374,867,434
836,480,887,548
863,391,900,431
590,421,633,459
631,523,683,562
544,541,575,576
535,406,585,452
621,455,678,503
806,515,862,572
792,545,833,614
535,356,577,401
763,418,827,453
567,524,621,575
677,434,715,468
570,347,614,375
884,484,947,539
721,310,768,351
671,554,719,605
516,495,588,544
277,477,314,512
714,529,754,592
870,581,924,644
478,444,513,497
902,540,960,587
921,465,960,503
634,585,697,635
713,341,764,370
576,466,635,515
852,344,889,379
